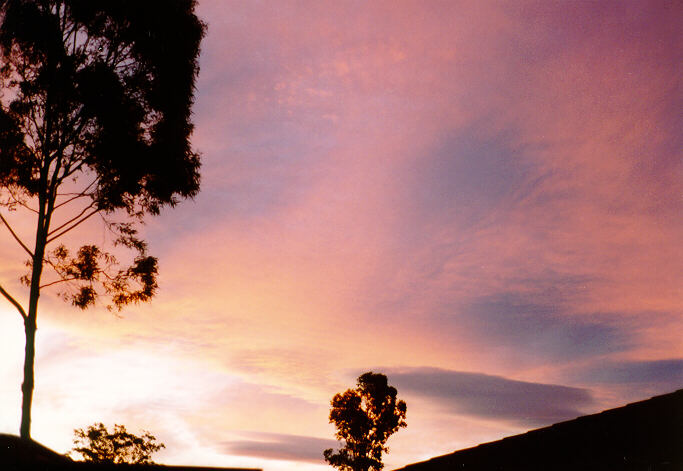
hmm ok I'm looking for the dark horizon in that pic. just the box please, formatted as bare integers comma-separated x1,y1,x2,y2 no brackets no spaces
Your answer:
2,388,682,470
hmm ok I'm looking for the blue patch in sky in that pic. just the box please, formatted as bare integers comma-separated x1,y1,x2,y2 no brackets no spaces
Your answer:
409,125,531,230
453,292,634,360
577,359,683,385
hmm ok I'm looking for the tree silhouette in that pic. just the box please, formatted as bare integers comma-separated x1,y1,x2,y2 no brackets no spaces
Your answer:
71,422,165,464
0,0,205,439
324,372,407,471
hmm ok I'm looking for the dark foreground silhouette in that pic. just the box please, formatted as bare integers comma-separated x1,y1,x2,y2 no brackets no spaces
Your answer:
0,434,259,471
1,389,680,471
393,388,683,471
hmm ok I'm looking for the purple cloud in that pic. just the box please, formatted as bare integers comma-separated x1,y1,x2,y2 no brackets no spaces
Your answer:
223,432,338,464
385,367,594,426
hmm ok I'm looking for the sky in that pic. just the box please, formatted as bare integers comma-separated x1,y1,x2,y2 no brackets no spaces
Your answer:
1,1,682,470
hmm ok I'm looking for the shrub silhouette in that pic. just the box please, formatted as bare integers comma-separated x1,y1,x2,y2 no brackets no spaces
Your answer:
70,422,165,464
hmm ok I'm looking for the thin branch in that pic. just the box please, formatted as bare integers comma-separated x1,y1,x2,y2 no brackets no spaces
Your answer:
40,277,79,289
0,283,27,320
58,157,88,181
6,186,39,214
47,139,65,200
50,110,87,163
53,191,93,211
48,200,96,236
28,106,45,153
99,270,117,282
0,212,34,257
42,256,59,272
46,208,99,244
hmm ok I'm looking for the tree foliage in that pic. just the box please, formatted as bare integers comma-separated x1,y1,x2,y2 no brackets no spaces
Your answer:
0,0,205,438
71,422,165,464
324,372,407,471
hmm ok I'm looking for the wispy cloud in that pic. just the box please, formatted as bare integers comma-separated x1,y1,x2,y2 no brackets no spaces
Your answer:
223,432,337,464
386,367,594,426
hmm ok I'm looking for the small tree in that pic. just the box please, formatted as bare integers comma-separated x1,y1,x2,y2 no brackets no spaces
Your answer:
324,372,407,471
71,422,165,464
0,0,205,439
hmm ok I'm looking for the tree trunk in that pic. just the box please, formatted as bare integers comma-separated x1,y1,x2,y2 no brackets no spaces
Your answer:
20,316,36,440
20,232,46,440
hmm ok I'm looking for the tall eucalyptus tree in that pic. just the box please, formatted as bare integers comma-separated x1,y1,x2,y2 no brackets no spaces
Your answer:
0,0,205,439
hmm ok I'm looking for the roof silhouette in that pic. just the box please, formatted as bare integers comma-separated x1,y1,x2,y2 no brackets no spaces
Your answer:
393,388,683,471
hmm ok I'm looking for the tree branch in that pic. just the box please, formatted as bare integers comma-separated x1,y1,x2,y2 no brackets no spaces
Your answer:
0,283,27,320
0,212,34,257
29,105,46,154
6,186,39,214
53,188,95,211
40,277,79,289
46,208,99,244
48,200,96,237
58,157,88,182
50,110,87,164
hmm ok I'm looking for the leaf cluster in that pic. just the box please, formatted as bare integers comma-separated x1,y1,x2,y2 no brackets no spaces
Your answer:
0,0,205,213
71,422,165,465
15,220,158,310
324,372,407,471
46,242,157,310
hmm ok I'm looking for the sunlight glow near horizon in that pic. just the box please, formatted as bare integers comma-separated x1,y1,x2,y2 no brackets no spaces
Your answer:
1,1,682,470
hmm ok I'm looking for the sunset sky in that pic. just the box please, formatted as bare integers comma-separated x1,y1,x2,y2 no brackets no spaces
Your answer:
1,1,682,470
